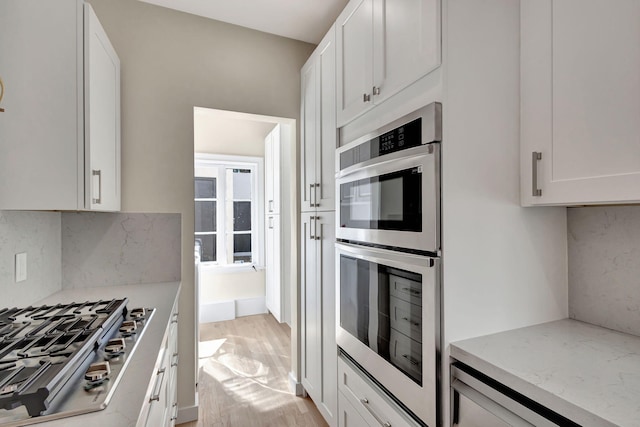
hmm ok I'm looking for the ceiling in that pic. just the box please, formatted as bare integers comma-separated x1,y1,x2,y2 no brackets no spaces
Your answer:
138,0,350,44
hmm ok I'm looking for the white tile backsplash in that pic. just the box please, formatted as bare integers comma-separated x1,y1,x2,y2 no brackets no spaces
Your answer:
0,211,62,306
62,212,181,288
568,206,640,336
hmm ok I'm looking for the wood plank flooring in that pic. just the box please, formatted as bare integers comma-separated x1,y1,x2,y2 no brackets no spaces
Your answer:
177,314,328,427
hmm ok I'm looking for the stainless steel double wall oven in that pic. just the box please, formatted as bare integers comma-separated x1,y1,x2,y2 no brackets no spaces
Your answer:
336,102,442,427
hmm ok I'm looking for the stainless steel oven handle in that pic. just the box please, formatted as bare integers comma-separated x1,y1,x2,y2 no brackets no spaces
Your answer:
359,398,392,427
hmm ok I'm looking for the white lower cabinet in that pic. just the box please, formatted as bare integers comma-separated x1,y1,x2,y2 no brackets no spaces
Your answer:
265,214,283,322
338,356,422,427
301,212,336,425
140,301,179,427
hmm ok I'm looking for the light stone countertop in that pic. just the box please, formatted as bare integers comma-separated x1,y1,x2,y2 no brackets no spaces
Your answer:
30,281,181,427
450,318,640,427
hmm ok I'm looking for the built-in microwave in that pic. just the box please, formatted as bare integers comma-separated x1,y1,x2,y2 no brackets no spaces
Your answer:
335,103,441,254
336,241,440,426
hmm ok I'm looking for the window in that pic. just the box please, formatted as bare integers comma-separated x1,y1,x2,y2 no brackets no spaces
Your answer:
195,155,263,267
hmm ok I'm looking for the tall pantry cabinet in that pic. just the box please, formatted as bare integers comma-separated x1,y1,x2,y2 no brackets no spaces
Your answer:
299,25,338,426
0,0,120,211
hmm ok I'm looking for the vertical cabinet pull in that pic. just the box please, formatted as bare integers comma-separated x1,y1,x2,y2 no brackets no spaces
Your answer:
92,169,102,204
268,200,274,212
309,216,315,240
0,76,5,112
309,183,315,207
373,86,381,96
269,216,274,229
363,93,371,102
314,216,320,240
531,152,542,197
359,398,392,427
313,183,320,207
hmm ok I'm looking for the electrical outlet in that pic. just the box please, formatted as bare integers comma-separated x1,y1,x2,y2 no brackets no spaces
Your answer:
15,252,27,282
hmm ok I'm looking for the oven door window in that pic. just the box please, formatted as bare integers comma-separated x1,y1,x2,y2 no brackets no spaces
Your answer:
340,254,423,385
339,167,422,232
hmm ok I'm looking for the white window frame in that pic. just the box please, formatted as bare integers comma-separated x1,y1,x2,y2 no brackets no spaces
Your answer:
195,153,264,272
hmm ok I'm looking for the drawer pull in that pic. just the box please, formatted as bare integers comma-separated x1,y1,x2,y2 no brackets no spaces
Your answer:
170,402,179,421
401,287,421,296
149,368,166,402
359,398,392,427
402,354,420,366
171,353,179,367
401,317,420,327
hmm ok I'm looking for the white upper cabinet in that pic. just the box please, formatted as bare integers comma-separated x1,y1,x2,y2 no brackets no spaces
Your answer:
521,0,640,206
0,0,120,211
265,125,281,215
336,0,441,126
301,26,336,213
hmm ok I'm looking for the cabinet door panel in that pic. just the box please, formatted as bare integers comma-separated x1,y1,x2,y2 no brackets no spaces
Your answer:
337,0,374,126
373,0,441,104
338,392,369,427
318,30,337,212
300,61,318,212
85,3,120,211
301,213,320,395
521,0,640,205
265,216,282,322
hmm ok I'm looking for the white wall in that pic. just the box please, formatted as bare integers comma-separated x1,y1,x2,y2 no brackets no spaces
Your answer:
0,211,62,307
86,0,314,416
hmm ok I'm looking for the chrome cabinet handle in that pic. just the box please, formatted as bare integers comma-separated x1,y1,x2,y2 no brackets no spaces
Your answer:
532,151,542,197
363,93,371,102
171,353,179,367
309,216,315,240
149,367,166,402
373,86,381,96
359,398,391,427
268,216,274,229
314,216,320,240
268,200,274,212
313,183,320,207
170,402,179,421
92,169,102,204
171,312,178,324
0,76,5,112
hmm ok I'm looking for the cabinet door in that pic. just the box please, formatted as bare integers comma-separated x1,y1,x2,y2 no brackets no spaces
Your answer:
521,0,640,206
300,60,318,212
300,212,320,396
265,215,282,322
317,28,337,212
372,0,441,105
85,3,120,211
336,0,374,126
338,391,370,427
265,126,281,214
0,0,80,210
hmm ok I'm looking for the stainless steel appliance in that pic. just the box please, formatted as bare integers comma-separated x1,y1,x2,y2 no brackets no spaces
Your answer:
336,242,440,426
335,103,441,254
336,102,442,426
0,299,154,426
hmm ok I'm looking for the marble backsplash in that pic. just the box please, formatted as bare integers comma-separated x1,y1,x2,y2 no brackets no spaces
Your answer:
0,211,62,307
568,206,640,337
62,212,181,288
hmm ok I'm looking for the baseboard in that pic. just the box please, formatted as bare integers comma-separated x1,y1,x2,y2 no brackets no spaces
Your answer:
200,297,266,323
236,296,267,317
176,402,199,424
199,300,235,323
289,371,304,396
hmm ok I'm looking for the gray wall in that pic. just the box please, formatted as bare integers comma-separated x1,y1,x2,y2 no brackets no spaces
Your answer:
0,211,61,307
86,0,315,413
568,206,640,337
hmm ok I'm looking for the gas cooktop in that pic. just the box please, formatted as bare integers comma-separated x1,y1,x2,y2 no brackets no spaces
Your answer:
0,299,154,426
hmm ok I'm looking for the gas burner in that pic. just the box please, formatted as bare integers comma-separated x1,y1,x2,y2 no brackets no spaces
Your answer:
129,307,146,321
118,320,137,336
84,361,111,390
104,338,126,359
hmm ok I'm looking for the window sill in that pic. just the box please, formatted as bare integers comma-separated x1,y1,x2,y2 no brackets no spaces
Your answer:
197,263,265,274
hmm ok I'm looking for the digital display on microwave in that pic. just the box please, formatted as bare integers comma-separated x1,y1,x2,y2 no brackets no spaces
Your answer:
340,117,423,170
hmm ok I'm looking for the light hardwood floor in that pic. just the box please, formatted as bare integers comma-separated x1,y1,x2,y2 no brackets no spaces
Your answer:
177,314,328,427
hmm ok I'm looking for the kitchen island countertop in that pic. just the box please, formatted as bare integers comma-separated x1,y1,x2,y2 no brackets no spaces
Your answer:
451,318,640,427
32,281,181,427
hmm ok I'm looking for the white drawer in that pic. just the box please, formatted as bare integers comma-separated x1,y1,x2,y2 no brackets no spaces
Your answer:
389,274,422,307
338,356,421,427
389,296,422,342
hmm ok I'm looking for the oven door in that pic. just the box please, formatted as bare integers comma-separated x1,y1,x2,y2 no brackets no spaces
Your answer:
335,143,440,253
336,242,440,426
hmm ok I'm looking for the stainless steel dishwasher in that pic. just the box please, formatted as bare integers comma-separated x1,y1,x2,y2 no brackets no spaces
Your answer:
451,362,580,427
